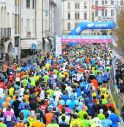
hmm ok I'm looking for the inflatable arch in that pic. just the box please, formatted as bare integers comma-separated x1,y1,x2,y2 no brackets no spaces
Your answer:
69,21,116,35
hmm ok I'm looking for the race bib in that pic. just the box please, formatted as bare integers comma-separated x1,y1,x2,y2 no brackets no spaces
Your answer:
16,77,20,81
6,115,12,121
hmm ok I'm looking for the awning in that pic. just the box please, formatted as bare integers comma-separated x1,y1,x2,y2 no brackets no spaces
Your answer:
21,40,38,49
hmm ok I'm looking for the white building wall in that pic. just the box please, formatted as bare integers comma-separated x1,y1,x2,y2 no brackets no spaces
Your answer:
0,0,17,58
42,0,49,36
62,0,124,34
21,0,35,38
54,0,62,36
36,0,43,39
49,0,56,37
62,0,92,34
92,0,123,22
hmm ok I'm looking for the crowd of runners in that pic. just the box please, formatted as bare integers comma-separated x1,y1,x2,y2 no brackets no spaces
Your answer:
0,44,121,127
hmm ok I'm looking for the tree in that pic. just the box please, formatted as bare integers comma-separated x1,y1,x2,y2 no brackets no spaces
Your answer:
116,6,124,55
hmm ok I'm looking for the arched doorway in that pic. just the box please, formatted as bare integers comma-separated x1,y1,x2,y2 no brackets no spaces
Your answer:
1,43,5,53
7,42,13,64
8,42,13,55
42,37,45,51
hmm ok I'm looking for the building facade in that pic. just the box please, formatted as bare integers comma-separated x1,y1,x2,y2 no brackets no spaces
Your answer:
21,0,56,56
54,0,62,36
0,0,21,62
0,0,56,61
91,0,124,35
20,0,38,58
42,0,56,51
92,0,123,22
62,0,124,35
62,0,92,34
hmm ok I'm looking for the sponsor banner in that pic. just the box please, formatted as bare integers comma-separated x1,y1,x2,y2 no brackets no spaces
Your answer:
61,39,112,43
61,35,113,43
55,36,62,57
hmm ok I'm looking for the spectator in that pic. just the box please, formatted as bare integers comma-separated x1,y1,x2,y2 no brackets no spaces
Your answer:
108,108,120,127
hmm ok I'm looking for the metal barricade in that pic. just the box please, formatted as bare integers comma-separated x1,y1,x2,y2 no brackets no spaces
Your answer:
110,68,123,115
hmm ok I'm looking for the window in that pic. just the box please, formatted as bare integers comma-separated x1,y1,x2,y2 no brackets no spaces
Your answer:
26,19,30,32
105,0,107,4
15,0,18,6
68,2,70,9
95,0,98,5
12,14,14,29
68,12,70,19
75,3,80,9
111,9,114,16
75,12,80,20
75,22,78,27
78,3,80,9
7,13,10,27
21,0,23,6
21,18,23,34
68,22,70,30
95,10,98,16
33,19,35,34
111,0,114,5
26,0,30,8
102,0,104,5
84,12,87,19
121,0,123,5
15,37,19,47
84,2,87,8
32,0,35,9
102,10,104,16
14,14,19,34
105,9,107,16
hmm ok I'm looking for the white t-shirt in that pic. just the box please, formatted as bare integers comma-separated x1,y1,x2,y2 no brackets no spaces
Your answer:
66,86,72,96
16,77,20,82
3,108,14,113
0,88,3,94
40,90,45,100
0,88,4,98
53,74,57,79
18,90,24,102
77,73,83,81
19,88,25,95
54,91,62,101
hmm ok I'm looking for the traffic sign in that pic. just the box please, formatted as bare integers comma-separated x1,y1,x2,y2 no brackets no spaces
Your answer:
32,43,37,49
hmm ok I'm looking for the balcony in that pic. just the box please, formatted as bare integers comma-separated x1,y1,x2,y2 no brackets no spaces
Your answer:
0,28,11,40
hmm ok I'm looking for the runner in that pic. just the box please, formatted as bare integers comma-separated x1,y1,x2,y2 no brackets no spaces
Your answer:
0,44,121,127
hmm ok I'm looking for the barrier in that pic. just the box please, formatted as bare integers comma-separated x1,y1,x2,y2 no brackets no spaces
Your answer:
110,67,123,115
